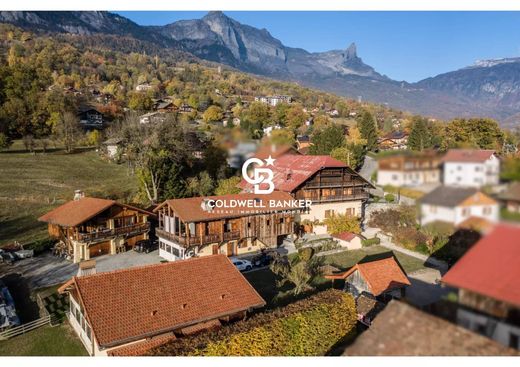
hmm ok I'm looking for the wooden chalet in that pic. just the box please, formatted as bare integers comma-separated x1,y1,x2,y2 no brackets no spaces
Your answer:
38,192,153,263
240,155,374,234
154,191,300,261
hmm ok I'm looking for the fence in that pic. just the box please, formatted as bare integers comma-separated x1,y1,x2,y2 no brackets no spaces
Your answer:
0,314,55,340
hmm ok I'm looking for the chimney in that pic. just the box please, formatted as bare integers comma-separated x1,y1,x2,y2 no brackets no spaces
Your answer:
74,190,85,201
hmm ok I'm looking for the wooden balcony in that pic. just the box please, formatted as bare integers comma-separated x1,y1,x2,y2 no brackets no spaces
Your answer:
77,222,150,242
295,193,369,203
156,228,241,247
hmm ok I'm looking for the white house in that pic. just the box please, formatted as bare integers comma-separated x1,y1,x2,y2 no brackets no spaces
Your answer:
443,149,500,188
377,152,442,187
419,186,499,226
331,232,364,250
262,124,282,137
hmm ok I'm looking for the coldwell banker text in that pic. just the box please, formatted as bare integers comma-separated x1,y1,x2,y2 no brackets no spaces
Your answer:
206,199,312,209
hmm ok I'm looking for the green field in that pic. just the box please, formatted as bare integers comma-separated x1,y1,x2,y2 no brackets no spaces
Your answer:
0,141,140,246
0,323,88,356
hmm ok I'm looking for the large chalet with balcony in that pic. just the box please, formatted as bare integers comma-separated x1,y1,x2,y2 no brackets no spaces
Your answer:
38,192,153,263
154,191,300,261
241,155,374,234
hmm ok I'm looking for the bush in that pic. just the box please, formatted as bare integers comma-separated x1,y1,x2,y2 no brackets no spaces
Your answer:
150,289,357,356
298,247,314,262
384,193,395,203
26,238,55,255
361,237,380,247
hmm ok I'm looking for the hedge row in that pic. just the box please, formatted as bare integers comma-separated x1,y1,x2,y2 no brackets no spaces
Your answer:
361,237,381,247
149,289,357,356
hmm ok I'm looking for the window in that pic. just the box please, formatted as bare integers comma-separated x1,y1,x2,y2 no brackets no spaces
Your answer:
279,217,285,224
266,219,270,226
457,165,462,171
325,210,335,218
392,174,398,181
430,206,437,214
461,208,470,217
483,207,492,215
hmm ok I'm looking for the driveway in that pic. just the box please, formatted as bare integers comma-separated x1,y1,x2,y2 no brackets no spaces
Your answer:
406,268,452,307
0,250,164,290
359,155,377,182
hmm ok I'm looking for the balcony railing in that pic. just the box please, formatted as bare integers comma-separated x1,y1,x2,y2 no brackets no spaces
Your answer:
295,193,369,203
156,228,241,247
77,222,150,242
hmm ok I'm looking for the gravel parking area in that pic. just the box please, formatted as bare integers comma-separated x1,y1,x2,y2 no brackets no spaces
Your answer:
0,249,164,290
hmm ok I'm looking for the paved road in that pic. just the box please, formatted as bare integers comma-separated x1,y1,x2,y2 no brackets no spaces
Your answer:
359,155,377,182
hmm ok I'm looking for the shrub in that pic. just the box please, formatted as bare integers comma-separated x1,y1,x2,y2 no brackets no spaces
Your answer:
384,193,395,203
323,213,360,235
149,289,357,356
361,237,380,247
298,247,314,262
26,238,55,255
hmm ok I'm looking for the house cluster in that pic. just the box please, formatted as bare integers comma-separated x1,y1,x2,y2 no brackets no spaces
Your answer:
254,95,292,106
377,149,503,227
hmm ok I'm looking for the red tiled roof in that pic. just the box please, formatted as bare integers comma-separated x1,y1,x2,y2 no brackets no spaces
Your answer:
241,154,365,193
38,197,153,227
60,255,265,348
107,334,177,356
442,223,520,307
442,149,496,163
325,257,411,296
155,191,299,223
332,232,358,242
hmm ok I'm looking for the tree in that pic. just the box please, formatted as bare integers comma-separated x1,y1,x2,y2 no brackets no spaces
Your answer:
86,129,102,147
53,112,82,153
408,116,432,151
323,213,361,234
245,101,271,127
128,92,153,111
331,144,365,170
269,129,295,147
285,104,308,130
0,132,11,150
443,118,504,150
357,110,378,151
501,157,520,182
215,176,242,195
309,124,345,155
202,105,224,123
187,171,214,197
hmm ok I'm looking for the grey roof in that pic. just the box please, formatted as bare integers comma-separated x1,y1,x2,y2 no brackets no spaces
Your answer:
343,301,518,356
499,182,520,202
420,186,478,207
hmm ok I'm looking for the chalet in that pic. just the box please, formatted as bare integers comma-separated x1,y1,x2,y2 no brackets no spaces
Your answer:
442,224,520,350
153,99,176,112
296,135,311,152
419,186,499,226
442,149,500,188
179,103,193,113
38,192,153,263
77,106,104,127
154,191,300,261
253,143,300,160
377,131,408,151
325,257,411,302
498,181,520,213
101,138,123,159
58,255,266,356
139,111,167,125
376,151,442,187
343,301,518,356
241,155,374,234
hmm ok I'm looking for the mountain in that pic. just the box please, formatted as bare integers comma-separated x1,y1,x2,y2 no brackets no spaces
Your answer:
1,10,520,125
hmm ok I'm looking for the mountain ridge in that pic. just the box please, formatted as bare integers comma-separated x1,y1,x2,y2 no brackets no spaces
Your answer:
1,10,519,126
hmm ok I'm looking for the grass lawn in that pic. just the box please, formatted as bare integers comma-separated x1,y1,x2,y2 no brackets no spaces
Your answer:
501,208,520,222
0,141,140,246
245,245,426,307
0,323,87,356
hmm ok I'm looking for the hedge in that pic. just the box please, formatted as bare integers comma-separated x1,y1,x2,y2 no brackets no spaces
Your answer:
149,289,357,356
361,237,381,247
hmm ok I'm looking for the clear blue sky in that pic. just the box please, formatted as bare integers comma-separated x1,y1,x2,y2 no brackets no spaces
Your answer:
115,11,520,82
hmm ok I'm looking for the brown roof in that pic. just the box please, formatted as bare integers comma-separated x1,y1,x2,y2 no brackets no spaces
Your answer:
59,255,265,348
38,197,153,227
155,191,300,223
343,301,518,356
325,257,411,296
332,232,360,242
107,334,176,356
499,181,520,202
456,216,495,233
443,149,496,163
253,144,300,160
420,186,497,207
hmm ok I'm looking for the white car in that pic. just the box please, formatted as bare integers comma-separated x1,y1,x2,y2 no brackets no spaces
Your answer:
231,259,253,272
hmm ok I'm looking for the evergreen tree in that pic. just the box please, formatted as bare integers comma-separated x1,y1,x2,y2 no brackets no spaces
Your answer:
357,110,378,151
408,117,431,151
309,124,345,155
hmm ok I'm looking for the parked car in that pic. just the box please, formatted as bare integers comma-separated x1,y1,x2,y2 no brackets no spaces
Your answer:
133,239,158,253
0,249,16,265
14,249,34,259
231,259,252,272
251,249,274,267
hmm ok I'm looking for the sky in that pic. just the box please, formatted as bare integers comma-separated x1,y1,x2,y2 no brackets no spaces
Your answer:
115,11,520,82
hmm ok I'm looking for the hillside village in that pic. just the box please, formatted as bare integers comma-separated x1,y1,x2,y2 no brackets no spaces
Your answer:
1,22,520,357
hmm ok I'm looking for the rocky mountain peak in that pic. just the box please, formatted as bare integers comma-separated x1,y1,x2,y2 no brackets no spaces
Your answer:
346,42,357,59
